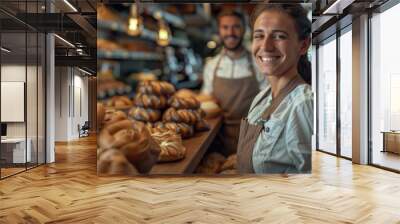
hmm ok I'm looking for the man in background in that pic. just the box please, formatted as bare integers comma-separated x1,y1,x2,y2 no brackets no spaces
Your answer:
201,9,268,156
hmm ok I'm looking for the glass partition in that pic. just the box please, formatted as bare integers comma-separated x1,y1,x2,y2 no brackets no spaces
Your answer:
370,3,400,171
317,35,337,155
0,0,46,179
339,27,352,159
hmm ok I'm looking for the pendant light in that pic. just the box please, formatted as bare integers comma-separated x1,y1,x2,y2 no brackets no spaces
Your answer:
127,0,143,36
156,18,171,47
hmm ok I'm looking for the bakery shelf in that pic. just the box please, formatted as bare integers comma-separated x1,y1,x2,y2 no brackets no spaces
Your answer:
98,19,190,47
146,5,186,29
97,50,163,61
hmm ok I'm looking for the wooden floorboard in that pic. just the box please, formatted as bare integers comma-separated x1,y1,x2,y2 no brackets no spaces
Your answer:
0,135,400,223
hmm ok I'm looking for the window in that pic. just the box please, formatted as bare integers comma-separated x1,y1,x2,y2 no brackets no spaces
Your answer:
317,35,337,154
339,27,352,158
370,2,400,171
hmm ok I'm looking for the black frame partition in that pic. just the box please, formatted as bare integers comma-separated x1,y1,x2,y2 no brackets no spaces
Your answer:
315,22,353,161
338,24,353,160
0,1,47,180
316,33,339,157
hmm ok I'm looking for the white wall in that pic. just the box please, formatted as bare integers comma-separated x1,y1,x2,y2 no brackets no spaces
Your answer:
1,64,45,164
55,67,89,141
55,67,69,141
1,65,32,137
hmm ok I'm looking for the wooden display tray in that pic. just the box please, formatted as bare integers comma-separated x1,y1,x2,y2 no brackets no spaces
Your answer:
150,117,222,174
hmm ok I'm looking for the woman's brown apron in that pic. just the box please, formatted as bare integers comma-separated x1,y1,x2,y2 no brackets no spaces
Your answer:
212,50,260,156
236,76,305,173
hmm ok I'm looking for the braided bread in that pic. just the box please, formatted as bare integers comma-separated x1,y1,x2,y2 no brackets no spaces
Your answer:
150,130,186,162
195,119,210,132
133,121,154,132
153,122,194,139
162,108,198,125
168,96,200,110
192,108,209,132
128,107,161,123
98,120,160,173
137,80,176,96
134,93,167,109
197,108,206,118
103,109,128,127
106,96,133,109
174,88,197,98
97,148,139,176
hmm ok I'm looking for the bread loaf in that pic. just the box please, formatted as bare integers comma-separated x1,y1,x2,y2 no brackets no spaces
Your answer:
98,120,161,173
162,108,198,125
128,107,161,123
174,88,197,98
195,119,210,132
103,110,128,127
150,130,186,162
193,108,209,132
134,121,154,132
106,96,133,110
134,93,167,109
195,93,218,103
200,101,222,119
137,80,176,96
97,148,139,176
168,96,200,110
153,122,194,139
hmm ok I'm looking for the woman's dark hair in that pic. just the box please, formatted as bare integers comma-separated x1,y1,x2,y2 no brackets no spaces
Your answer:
250,4,312,84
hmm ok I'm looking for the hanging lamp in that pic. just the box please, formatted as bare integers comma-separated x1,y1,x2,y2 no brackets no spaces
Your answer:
127,0,143,36
156,18,171,47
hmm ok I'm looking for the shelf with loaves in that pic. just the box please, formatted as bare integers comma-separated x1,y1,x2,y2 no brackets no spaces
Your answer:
97,80,224,175
129,80,221,139
101,80,223,139
97,71,132,100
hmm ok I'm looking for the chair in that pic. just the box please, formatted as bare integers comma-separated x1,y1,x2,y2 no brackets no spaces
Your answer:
78,121,90,138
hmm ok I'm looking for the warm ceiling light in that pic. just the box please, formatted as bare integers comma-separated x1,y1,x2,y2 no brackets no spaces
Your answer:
63,0,78,12
1,47,11,53
127,1,143,36
54,34,75,48
157,20,170,47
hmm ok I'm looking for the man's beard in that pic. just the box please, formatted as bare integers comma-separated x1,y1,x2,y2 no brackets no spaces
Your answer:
222,35,243,51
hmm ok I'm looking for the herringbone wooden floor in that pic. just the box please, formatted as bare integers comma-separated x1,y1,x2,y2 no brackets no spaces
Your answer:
1,135,400,224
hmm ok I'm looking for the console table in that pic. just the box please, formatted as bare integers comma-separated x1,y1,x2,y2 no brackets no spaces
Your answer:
1,138,32,164
381,131,400,154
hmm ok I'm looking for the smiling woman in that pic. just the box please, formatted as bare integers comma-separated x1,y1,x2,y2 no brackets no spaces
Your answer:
236,3,313,174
